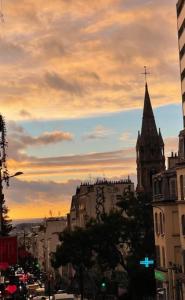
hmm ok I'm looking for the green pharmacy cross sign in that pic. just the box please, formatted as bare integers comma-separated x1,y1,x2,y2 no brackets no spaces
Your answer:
155,270,166,282
140,257,154,268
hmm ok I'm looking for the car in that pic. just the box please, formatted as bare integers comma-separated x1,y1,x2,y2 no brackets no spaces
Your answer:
53,293,75,300
32,297,50,300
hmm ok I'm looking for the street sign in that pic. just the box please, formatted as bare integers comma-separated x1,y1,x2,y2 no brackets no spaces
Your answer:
155,270,166,282
139,257,154,268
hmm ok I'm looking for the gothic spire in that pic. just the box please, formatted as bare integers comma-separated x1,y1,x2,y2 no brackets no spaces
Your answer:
141,83,158,139
136,82,165,194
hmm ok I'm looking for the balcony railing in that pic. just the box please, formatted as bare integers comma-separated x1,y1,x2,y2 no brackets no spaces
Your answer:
153,193,177,202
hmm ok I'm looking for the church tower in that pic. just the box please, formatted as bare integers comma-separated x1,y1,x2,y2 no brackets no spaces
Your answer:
136,83,165,194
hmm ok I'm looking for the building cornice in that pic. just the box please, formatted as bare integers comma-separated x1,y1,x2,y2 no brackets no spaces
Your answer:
153,200,185,206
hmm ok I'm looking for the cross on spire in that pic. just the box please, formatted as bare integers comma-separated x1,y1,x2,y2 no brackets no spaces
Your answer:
141,66,150,83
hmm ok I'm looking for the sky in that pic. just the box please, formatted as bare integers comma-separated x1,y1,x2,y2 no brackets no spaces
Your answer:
0,0,182,219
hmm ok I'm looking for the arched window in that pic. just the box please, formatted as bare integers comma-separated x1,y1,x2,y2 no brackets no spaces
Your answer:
159,212,164,235
155,213,159,235
180,175,184,200
163,213,165,235
158,180,162,194
182,215,185,235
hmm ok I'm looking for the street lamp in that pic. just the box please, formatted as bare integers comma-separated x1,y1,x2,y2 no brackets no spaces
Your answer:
9,172,23,177
0,170,23,235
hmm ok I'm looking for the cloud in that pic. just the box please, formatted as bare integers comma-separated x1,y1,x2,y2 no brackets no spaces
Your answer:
83,125,113,140
19,110,32,118
5,178,81,204
44,72,84,95
119,131,136,147
0,38,27,64
0,0,180,219
17,131,73,145
7,121,25,134
0,0,179,121
6,123,74,160
4,177,82,218
6,134,178,183
6,147,136,185
5,174,136,219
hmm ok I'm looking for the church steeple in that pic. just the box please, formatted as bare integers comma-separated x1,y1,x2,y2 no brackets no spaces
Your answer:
141,83,158,139
136,83,165,194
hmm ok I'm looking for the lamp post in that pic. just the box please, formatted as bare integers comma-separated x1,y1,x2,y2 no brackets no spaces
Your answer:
0,170,23,235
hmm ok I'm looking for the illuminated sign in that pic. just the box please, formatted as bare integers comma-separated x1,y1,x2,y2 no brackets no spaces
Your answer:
155,270,166,282
139,257,154,268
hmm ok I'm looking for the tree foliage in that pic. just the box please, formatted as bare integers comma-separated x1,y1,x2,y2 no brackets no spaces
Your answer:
51,226,93,270
117,190,156,298
1,202,13,236
52,190,156,298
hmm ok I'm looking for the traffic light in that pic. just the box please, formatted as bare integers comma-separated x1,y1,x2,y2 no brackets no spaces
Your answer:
100,279,107,292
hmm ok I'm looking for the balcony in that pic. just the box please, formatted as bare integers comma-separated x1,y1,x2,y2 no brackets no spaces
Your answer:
153,193,177,203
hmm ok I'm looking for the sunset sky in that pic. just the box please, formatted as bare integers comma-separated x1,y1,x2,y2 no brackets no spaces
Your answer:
0,0,182,219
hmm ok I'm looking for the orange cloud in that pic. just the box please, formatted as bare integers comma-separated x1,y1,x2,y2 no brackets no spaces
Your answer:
0,0,179,121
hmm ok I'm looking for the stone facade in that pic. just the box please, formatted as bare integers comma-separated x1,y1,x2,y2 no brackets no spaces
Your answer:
69,179,134,229
33,217,67,275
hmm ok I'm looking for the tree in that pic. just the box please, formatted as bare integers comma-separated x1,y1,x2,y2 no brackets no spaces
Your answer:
52,190,156,299
116,190,156,299
52,212,129,299
51,227,94,300
87,211,127,271
1,202,13,236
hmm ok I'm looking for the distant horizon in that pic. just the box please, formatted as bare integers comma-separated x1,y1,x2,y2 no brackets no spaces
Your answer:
11,216,68,225
12,218,44,225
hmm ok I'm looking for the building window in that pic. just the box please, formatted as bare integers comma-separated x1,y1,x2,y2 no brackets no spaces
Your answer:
158,180,162,194
153,181,157,195
155,245,160,267
155,213,159,235
182,215,185,235
172,211,179,235
181,68,185,81
170,179,176,199
162,247,166,268
174,246,181,265
177,0,185,17
178,18,185,37
180,175,184,200
183,92,185,102
163,214,165,234
182,250,185,272
180,44,185,59
159,212,165,235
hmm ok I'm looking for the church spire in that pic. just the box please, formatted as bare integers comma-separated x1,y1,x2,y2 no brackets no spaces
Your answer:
141,83,158,139
136,82,165,194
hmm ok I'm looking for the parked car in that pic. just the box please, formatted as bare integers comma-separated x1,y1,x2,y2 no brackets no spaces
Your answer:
53,293,75,300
